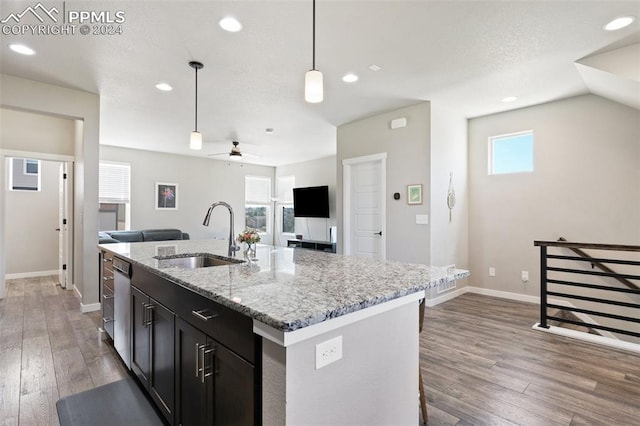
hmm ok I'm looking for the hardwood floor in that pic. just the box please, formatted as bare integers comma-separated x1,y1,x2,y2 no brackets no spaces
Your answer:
420,293,640,425
0,276,128,426
1,277,638,425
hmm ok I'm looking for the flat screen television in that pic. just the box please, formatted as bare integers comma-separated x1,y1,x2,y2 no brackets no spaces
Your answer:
293,185,330,218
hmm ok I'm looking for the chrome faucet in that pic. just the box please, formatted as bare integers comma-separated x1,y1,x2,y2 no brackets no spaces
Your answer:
203,201,240,257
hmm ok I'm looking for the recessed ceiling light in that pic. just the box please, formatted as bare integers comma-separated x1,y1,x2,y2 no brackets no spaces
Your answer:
265,128,274,134
219,16,242,32
342,73,359,83
155,83,173,91
9,43,35,55
501,96,517,103
603,16,635,31
368,64,382,72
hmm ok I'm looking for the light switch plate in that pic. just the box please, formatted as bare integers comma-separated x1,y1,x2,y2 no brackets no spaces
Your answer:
416,214,429,225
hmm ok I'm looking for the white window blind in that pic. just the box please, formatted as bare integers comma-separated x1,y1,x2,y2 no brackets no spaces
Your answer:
245,176,271,203
277,176,295,203
99,162,131,203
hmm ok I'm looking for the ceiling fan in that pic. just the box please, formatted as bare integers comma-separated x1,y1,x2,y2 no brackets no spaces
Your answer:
207,141,260,159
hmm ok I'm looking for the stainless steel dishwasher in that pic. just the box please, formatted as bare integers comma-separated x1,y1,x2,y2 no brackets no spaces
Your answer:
112,257,131,369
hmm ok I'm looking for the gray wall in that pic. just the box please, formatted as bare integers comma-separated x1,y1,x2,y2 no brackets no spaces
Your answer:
276,156,337,243
1,108,75,276
1,76,99,308
99,146,276,241
430,104,469,270
0,108,75,156
468,94,640,295
5,160,60,275
337,102,431,264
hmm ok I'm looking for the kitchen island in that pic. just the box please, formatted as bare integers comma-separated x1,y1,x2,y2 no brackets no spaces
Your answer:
99,238,469,425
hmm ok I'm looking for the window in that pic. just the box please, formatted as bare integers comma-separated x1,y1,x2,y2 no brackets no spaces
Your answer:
9,157,40,191
245,176,271,233
489,130,534,175
277,176,295,234
99,162,131,230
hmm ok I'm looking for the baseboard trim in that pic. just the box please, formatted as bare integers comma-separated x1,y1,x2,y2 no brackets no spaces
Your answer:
5,270,58,280
533,323,640,355
425,287,467,307
81,302,101,313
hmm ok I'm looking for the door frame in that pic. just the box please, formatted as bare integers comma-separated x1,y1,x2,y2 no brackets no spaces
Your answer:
0,149,75,297
342,152,387,260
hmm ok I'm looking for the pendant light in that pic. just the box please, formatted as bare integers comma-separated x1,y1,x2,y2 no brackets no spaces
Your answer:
304,0,323,103
189,61,204,150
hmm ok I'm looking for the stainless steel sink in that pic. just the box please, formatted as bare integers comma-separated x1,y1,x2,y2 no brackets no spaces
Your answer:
154,253,244,269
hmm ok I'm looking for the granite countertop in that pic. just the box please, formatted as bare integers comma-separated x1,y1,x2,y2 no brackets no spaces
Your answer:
99,239,470,332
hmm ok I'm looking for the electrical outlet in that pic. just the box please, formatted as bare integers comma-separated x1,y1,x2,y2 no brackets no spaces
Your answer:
521,271,529,282
315,336,342,369
489,267,496,277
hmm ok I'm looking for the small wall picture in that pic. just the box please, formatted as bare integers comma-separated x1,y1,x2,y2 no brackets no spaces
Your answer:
407,184,423,205
156,182,178,210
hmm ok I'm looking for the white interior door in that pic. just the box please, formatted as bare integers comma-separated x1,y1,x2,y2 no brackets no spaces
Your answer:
58,162,73,288
343,153,386,259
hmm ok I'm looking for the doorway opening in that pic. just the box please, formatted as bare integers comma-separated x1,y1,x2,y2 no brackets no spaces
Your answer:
1,153,74,292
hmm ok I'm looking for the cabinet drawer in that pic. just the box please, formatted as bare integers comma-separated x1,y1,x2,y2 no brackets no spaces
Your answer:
102,295,114,339
173,287,255,364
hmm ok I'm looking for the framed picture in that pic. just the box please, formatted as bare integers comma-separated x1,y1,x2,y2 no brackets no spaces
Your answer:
155,182,178,210
407,184,423,205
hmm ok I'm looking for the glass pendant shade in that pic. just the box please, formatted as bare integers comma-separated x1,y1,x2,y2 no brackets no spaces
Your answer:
190,131,202,150
305,69,323,103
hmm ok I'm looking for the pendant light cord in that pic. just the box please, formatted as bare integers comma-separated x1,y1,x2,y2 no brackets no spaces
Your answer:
194,67,198,131
312,0,316,70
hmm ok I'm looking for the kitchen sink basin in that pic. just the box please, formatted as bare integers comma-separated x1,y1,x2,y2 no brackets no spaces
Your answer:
154,253,244,269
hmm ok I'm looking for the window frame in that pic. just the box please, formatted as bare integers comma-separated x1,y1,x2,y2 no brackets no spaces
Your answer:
9,157,41,192
276,175,296,236
99,161,131,230
245,175,272,235
488,130,534,176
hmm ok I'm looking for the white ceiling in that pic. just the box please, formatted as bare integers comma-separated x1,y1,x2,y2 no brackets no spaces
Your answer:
1,1,639,166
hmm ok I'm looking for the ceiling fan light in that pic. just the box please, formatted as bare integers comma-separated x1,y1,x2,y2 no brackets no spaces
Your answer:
190,131,202,150
305,69,323,103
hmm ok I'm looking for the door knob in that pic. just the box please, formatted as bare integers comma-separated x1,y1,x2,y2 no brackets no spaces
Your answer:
375,231,382,236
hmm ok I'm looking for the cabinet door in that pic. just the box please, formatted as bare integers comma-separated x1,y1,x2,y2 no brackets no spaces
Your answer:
131,286,150,385
214,344,255,425
150,299,175,424
175,318,213,426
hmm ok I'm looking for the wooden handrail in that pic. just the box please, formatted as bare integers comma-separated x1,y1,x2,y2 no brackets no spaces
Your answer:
545,237,639,291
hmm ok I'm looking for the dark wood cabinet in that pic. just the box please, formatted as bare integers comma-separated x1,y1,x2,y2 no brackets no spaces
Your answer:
175,317,255,426
131,285,175,425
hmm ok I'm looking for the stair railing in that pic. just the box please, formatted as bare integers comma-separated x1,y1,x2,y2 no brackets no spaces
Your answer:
534,239,640,339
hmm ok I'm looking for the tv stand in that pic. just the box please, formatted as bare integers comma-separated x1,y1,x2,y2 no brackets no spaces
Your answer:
287,239,336,253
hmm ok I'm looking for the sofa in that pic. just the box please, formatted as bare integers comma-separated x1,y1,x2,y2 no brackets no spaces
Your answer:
99,228,190,244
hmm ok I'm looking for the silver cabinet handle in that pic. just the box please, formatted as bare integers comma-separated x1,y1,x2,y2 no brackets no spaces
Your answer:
103,276,113,281
195,343,201,379
145,304,154,327
103,258,112,263
102,294,114,300
191,309,218,322
102,317,114,324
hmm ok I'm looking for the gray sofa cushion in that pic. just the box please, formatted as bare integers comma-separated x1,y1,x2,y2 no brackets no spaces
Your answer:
106,231,144,242
99,228,190,244
141,229,186,242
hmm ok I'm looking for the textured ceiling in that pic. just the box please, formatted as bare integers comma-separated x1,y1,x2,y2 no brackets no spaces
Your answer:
1,0,639,166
